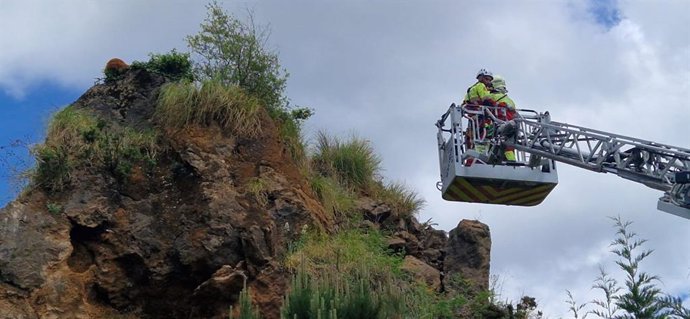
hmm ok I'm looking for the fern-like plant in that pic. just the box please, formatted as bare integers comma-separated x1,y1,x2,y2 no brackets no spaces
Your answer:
229,284,262,319
609,216,664,318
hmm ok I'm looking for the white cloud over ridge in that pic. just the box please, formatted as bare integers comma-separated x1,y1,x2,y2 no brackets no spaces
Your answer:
0,1,204,98
1,0,688,316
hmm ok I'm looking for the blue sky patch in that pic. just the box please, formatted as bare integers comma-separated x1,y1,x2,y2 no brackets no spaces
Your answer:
0,83,82,205
589,0,622,28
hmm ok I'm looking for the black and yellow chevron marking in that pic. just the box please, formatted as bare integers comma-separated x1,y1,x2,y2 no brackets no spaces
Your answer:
442,177,557,206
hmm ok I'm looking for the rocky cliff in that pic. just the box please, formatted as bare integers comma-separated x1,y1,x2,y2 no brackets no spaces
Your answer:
0,68,491,319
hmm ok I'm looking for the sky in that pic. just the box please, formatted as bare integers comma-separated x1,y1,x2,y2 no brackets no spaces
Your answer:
1,0,689,317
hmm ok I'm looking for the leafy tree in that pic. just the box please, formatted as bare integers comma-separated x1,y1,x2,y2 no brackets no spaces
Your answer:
566,290,588,319
572,216,690,319
609,216,664,318
186,1,288,112
588,266,621,318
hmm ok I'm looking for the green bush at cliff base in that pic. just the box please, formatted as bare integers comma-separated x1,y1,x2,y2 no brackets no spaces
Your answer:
285,229,404,281
282,230,405,318
281,264,402,319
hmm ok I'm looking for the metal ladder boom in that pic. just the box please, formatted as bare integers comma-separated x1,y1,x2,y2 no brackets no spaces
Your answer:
504,112,690,219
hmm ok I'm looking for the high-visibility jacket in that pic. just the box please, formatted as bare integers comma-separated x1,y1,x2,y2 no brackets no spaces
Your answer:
464,82,492,104
490,92,517,160
490,92,516,120
490,93,515,110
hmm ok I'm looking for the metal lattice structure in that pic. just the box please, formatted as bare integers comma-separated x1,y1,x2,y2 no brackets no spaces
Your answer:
436,103,690,219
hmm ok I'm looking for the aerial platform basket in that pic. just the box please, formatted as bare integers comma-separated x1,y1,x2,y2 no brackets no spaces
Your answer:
436,103,559,206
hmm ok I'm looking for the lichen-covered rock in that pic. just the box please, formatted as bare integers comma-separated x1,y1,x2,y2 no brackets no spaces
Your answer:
401,255,441,291
0,200,71,290
443,219,491,293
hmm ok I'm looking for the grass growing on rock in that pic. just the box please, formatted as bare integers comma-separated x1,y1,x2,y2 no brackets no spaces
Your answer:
31,105,159,192
156,79,262,137
285,229,404,281
308,174,357,218
283,228,480,318
374,181,425,218
311,132,381,193
308,132,424,219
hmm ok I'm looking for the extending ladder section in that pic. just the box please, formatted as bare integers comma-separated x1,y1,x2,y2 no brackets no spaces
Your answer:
505,110,690,219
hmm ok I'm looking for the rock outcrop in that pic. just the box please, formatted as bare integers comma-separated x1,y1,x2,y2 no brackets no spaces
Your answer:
0,68,491,318
443,219,492,293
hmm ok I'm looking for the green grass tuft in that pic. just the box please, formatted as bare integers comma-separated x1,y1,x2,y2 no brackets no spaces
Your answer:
309,174,356,217
285,229,403,281
373,181,425,218
156,79,262,137
31,105,159,192
229,284,262,319
311,132,381,193
246,177,269,206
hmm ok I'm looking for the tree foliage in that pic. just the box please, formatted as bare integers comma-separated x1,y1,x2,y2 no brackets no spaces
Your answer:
186,1,288,112
567,216,690,319
130,49,194,82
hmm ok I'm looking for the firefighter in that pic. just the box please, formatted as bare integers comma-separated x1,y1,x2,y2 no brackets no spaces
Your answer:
490,76,517,162
464,69,495,105
463,69,496,165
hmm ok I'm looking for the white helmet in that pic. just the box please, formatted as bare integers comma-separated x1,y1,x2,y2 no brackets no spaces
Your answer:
476,68,493,79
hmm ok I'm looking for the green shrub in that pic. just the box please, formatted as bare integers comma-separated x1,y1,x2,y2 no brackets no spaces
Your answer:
309,174,356,217
98,127,159,179
285,229,403,284
308,133,425,220
131,49,194,81
156,79,262,137
373,181,425,218
185,2,313,166
229,285,262,319
311,132,381,193
103,66,127,83
566,216,690,318
281,258,400,319
31,105,158,192
186,1,287,113
46,202,62,215
283,228,510,318
272,107,309,164
32,145,71,192
32,105,97,191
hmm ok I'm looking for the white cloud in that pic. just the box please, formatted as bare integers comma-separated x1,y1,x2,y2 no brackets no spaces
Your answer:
1,0,688,315
0,1,205,98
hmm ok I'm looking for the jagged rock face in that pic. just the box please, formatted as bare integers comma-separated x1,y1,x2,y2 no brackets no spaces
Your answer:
443,219,492,293
0,69,329,319
361,197,492,295
401,256,441,291
0,68,492,318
